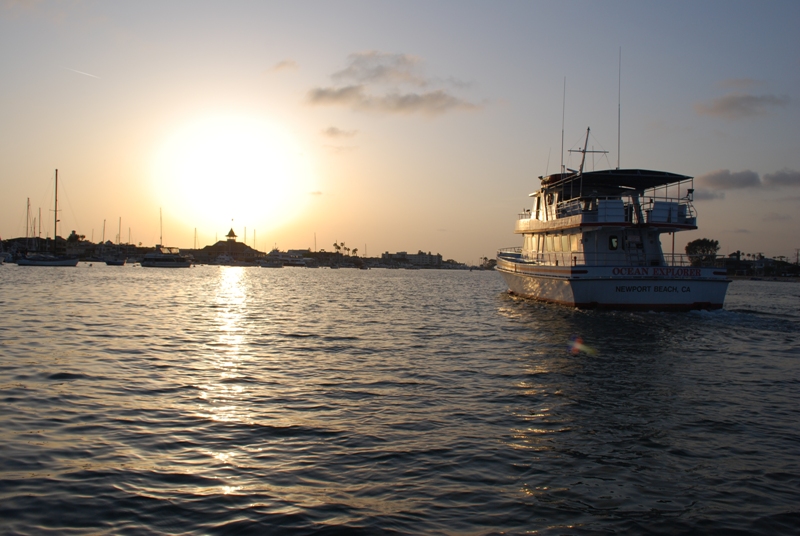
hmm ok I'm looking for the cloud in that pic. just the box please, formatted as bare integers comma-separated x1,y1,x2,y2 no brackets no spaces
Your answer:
761,212,790,222
698,169,760,190
333,51,427,86
308,84,478,116
323,144,358,154
692,188,725,201
64,67,99,78
717,78,764,90
762,168,800,187
694,92,790,119
310,191,323,196
309,51,480,117
321,126,358,138
268,59,297,73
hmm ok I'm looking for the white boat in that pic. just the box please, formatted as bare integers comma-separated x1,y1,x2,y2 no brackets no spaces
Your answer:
17,169,79,267
496,129,730,311
141,245,192,268
257,258,283,268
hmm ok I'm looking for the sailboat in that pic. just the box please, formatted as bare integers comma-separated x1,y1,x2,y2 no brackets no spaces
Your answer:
17,170,80,267
105,217,127,265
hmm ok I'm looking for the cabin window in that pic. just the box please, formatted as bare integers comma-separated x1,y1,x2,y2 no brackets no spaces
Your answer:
534,196,541,219
561,235,570,252
570,234,579,251
546,235,553,251
609,235,619,250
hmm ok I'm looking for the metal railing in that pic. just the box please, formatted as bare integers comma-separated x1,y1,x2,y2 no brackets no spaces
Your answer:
497,247,722,268
519,194,697,226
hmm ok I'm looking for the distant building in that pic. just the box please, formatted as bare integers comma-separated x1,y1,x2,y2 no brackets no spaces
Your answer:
187,228,263,263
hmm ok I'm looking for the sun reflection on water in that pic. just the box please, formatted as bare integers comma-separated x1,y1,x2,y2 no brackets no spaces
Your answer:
197,267,252,425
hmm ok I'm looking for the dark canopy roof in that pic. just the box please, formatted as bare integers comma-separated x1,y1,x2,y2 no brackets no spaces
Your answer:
540,168,692,196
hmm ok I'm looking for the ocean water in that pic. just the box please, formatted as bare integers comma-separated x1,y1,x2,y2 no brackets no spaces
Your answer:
0,265,798,535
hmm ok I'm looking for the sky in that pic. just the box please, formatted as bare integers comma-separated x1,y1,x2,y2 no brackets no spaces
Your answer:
1,0,799,264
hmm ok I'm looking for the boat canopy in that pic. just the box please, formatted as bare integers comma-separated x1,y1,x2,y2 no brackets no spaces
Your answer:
540,168,692,197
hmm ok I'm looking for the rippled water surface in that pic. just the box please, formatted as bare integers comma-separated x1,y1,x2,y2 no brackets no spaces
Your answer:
1,265,798,535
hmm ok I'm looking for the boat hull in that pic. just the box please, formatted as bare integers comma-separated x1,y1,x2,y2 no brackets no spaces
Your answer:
17,256,79,267
141,260,191,268
497,263,730,311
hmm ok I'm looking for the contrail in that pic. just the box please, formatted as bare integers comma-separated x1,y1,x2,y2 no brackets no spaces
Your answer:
64,67,99,78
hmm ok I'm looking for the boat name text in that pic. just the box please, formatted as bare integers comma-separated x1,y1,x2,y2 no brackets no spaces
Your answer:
611,267,701,277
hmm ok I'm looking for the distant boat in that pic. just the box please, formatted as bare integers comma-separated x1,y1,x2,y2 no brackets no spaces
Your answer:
257,258,283,268
105,217,127,266
17,170,79,267
141,245,192,268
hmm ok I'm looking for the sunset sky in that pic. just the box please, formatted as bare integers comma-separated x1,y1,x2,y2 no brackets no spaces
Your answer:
2,1,798,263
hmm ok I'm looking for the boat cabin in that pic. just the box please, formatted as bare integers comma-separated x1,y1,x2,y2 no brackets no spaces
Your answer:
516,169,697,267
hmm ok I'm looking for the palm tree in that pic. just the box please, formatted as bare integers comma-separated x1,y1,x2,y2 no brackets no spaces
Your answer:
333,242,340,255
344,246,350,256
352,248,358,257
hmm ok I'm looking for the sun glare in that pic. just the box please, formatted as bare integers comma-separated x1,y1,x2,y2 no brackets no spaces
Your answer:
153,115,314,235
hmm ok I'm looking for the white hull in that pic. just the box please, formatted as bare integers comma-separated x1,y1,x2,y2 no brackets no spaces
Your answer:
497,263,729,311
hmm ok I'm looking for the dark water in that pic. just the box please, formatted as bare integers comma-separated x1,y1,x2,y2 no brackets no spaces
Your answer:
1,265,798,535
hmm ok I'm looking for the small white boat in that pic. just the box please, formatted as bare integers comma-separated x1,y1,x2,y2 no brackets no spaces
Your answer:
496,128,730,311
257,258,283,268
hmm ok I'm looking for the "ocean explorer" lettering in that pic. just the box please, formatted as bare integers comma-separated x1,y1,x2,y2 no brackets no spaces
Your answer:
611,267,701,277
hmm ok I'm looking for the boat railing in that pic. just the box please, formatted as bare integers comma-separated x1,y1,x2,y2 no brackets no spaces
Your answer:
550,195,696,225
498,248,723,268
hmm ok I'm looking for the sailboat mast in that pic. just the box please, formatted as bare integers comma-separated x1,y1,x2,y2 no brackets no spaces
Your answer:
118,217,122,246
159,208,163,246
53,169,58,254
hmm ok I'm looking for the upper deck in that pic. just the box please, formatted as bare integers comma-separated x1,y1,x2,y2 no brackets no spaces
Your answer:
517,168,697,233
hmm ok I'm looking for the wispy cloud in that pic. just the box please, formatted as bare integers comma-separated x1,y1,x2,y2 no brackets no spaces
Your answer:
333,51,427,86
698,169,760,189
308,51,480,117
762,212,790,222
762,168,800,187
64,67,99,78
309,84,478,116
323,144,358,154
310,191,323,196
692,189,725,201
694,92,789,119
321,126,358,138
717,78,764,90
268,59,297,73
695,168,800,197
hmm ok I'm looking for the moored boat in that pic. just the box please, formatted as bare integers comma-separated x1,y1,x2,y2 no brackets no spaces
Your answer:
16,169,79,267
496,128,730,311
141,245,192,268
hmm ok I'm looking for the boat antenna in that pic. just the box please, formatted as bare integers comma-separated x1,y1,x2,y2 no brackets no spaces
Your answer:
560,77,566,175
617,47,621,170
545,148,551,177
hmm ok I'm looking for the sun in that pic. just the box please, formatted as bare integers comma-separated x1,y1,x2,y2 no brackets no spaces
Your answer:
153,114,314,236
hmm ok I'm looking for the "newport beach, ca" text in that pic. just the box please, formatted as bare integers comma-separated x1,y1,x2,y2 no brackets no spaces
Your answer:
615,285,692,293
